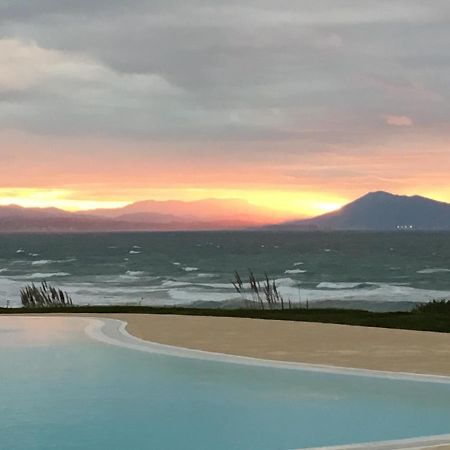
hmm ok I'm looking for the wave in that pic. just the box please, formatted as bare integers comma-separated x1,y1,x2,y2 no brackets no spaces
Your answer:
317,282,377,290
284,269,306,274
183,267,198,272
293,262,304,266
125,271,145,276
16,249,25,254
0,268,8,274
168,288,237,303
129,250,141,254
417,268,450,274
172,262,181,266
275,277,299,287
161,279,230,289
161,280,190,288
31,258,77,266
28,272,70,279
32,260,54,266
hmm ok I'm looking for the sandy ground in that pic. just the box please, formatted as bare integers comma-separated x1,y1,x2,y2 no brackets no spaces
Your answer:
92,314,450,377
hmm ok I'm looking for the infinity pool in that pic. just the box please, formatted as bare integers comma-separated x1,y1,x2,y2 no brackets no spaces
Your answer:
1,317,450,450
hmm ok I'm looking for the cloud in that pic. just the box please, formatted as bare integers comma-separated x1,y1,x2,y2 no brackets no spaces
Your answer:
384,115,413,127
0,1,448,142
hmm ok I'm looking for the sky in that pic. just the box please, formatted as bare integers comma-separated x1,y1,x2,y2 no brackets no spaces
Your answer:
0,0,449,218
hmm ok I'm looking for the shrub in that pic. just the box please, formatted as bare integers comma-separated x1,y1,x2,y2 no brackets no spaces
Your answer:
413,299,450,314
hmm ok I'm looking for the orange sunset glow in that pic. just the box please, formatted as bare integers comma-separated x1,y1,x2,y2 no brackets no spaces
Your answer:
0,1,448,222
0,129,448,219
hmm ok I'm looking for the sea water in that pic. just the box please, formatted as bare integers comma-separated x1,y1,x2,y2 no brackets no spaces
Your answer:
0,231,449,309
1,317,450,450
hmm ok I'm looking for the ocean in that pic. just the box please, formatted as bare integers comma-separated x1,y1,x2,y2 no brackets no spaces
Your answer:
0,231,449,310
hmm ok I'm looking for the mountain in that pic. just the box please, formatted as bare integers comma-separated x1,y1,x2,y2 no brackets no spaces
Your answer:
0,206,140,232
86,198,290,224
0,199,290,232
271,191,450,231
2,192,448,232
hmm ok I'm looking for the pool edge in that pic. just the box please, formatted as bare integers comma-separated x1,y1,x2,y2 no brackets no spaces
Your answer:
87,317,450,384
85,317,450,450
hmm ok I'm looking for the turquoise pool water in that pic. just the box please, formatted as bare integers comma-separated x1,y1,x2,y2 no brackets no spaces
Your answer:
1,317,450,450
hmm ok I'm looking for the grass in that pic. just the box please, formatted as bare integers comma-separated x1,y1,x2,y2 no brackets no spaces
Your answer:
1,304,449,333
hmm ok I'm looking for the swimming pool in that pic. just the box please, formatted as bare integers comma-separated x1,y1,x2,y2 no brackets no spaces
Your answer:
1,317,449,450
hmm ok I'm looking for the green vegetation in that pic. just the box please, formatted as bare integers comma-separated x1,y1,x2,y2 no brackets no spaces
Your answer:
1,303,449,333
1,277,448,333
413,299,450,314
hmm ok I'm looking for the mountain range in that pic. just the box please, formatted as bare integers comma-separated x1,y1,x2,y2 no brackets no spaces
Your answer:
0,191,449,232
0,199,290,232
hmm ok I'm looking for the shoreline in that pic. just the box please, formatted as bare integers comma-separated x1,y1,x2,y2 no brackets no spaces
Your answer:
88,313,450,377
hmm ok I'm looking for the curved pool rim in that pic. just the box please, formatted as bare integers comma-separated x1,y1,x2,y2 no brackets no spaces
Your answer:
82,317,450,450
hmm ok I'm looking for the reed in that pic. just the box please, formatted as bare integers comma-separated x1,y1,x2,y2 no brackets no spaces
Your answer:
20,281,73,308
232,270,287,310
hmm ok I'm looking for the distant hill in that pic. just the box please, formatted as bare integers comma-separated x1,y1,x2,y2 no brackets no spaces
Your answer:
0,206,139,232
85,198,290,224
270,191,450,231
2,192,449,232
0,199,290,232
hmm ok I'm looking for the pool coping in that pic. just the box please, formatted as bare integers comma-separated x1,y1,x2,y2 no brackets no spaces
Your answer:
87,318,450,385
303,433,450,450
85,317,450,450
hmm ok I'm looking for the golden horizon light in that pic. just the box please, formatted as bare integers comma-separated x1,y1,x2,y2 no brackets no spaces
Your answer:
0,187,347,218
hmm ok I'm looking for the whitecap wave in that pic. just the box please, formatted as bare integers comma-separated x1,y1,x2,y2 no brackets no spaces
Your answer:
0,268,8,274
129,250,141,254
417,268,450,274
28,272,70,279
293,262,304,266
284,269,307,274
16,249,25,254
317,282,376,290
183,267,198,272
125,271,145,276
168,288,237,303
31,258,77,266
161,280,189,288
32,260,53,266
275,277,299,287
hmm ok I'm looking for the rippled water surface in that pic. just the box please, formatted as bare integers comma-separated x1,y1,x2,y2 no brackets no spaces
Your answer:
0,232,449,308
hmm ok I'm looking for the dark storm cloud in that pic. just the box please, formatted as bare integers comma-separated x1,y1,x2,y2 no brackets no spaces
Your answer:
0,0,449,142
